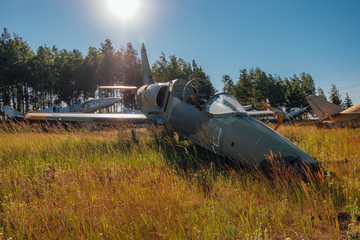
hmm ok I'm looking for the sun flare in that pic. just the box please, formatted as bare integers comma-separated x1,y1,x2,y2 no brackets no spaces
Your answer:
107,0,140,19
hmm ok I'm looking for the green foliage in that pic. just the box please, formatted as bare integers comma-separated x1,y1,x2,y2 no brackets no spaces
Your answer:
343,93,353,108
120,43,143,108
317,87,327,100
82,47,101,99
150,53,215,97
221,74,234,92
300,72,316,96
0,28,34,114
151,53,190,82
284,75,306,108
151,53,210,83
0,30,144,114
250,68,270,105
267,74,285,108
232,69,253,105
225,67,318,109
29,46,56,110
329,84,342,106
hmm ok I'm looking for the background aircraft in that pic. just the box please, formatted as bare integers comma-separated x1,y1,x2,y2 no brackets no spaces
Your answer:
2,98,150,124
2,105,151,124
262,102,308,128
2,97,122,119
39,97,122,113
2,106,24,119
306,94,360,122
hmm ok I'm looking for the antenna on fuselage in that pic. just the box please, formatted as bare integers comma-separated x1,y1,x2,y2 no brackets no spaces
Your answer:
141,43,155,85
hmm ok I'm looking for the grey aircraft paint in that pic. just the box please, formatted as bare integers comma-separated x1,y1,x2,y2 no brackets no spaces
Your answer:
136,44,318,171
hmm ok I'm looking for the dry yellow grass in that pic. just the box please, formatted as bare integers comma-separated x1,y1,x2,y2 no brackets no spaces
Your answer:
0,122,359,239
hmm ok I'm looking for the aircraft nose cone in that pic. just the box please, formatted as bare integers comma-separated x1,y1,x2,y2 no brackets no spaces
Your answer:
218,114,317,168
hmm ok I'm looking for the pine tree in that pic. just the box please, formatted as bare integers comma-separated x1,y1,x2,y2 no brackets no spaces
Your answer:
317,87,327,100
82,47,101,99
120,42,142,108
251,68,269,105
221,75,234,92
232,69,253,105
285,77,305,108
301,72,315,96
343,93,353,107
329,84,342,106
267,75,285,108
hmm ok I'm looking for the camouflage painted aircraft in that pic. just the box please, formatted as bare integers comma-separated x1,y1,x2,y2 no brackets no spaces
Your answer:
306,94,360,122
135,43,318,171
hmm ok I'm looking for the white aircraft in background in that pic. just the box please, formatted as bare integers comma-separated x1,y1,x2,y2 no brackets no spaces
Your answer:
2,97,128,121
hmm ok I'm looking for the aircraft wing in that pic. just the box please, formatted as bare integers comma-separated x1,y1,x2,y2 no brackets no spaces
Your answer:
285,108,307,120
243,104,256,111
24,112,155,124
98,86,138,94
2,105,23,119
333,112,360,122
98,86,137,90
247,111,275,118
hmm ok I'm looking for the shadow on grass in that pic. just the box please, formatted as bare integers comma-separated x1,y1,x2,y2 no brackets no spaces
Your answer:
144,127,268,193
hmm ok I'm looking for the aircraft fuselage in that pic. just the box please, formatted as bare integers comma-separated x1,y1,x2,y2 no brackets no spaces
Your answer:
136,79,318,171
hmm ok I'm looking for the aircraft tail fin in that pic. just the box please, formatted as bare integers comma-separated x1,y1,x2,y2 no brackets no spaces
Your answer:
2,106,24,119
306,94,344,121
141,43,155,85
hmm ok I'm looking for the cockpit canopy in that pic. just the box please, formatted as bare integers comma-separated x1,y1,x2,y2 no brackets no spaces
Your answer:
205,93,247,115
182,78,214,103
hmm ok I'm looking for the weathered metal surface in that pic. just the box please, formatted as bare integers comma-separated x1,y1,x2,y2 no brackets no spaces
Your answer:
135,44,318,170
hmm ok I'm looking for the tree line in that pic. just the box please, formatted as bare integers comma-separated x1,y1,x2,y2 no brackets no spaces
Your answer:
0,28,144,115
222,69,353,110
0,28,211,120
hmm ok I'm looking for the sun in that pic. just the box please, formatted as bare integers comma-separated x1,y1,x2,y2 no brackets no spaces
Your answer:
107,0,140,19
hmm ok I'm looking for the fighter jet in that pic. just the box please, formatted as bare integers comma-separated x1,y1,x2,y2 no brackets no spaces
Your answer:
2,106,151,124
39,97,123,113
135,43,318,172
2,97,123,120
306,94,360,122
262,102,308,130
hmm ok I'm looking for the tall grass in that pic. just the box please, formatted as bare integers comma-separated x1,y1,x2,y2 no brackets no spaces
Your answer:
0,122,359,239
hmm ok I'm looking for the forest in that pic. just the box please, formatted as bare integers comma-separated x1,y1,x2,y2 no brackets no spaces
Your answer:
0,28,353,120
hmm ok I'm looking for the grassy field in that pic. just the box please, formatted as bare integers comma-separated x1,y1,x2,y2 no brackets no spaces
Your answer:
0,122,359,239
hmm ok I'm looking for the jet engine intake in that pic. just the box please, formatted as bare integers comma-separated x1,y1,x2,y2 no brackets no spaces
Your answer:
136,83,169,112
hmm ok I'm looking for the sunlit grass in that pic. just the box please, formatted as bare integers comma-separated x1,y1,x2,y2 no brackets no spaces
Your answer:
0,122,359,239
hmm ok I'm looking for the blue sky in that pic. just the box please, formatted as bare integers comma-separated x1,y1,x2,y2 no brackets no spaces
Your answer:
1,0,359,103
